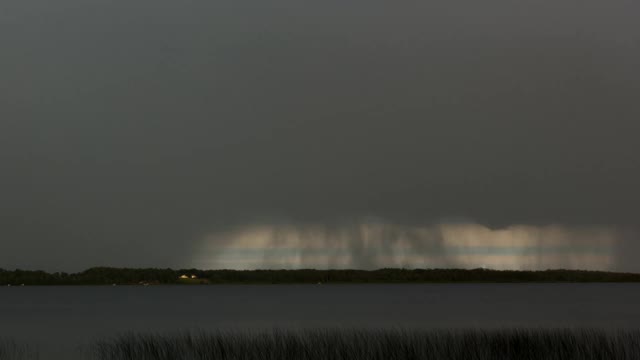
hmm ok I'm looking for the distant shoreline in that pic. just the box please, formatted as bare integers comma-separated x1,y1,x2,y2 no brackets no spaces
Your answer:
2,267,640,286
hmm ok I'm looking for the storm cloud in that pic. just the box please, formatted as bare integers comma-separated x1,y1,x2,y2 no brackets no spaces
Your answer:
1,0,639,271
193,220,624,271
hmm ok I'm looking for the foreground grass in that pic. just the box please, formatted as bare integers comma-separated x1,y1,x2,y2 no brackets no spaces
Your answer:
91,329,640,360
0,339,38,360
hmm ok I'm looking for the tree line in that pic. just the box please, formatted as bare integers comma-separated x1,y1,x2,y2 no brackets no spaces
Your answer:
2,267,640,285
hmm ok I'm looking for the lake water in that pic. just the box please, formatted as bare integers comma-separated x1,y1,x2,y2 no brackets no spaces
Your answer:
1,284,640,358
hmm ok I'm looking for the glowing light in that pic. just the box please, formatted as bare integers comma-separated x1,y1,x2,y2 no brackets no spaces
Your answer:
192,220,618,270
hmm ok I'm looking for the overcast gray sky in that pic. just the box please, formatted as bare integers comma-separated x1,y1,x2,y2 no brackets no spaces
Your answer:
1,0,639,271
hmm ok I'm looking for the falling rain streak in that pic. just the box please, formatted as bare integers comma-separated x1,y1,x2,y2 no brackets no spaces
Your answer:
193,221,620,271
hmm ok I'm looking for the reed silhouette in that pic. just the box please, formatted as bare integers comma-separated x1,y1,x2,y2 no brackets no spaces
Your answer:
0,339,37,360
91,329,640,360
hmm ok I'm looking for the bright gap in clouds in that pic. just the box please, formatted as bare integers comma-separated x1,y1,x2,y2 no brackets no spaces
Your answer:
192,221,619,271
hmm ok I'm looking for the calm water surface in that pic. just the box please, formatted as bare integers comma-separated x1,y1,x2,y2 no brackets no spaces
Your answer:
1,284,640,358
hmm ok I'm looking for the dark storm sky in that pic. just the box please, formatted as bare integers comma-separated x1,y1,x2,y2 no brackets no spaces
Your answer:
1,0,639,271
